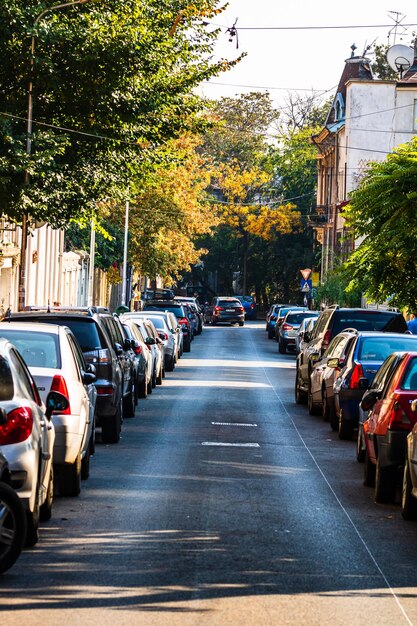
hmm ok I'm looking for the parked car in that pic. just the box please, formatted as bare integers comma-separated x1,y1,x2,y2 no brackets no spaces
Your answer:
183,302,198,339
143,301,192,352
296,316,318,354
174,297,203,334
0,337,56,546
278,310,319,354
95,312,136,418
204,297,245,326
402,415,417,520
265,304,290,339
236,295,257,320
0,322,97,496
295,306,407,407
124,311,181,370
5,309,124,444
121,319,153,398
126,318,160,392
361,351,417,503
141,318,165,385
0,451,26,574
274,306,308,341
308,330,356,422
333,332,417,441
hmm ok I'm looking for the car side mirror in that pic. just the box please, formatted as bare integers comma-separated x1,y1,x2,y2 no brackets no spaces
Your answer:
0,408,7,426
114,342,123,356
327,357,339,368
309,352,320,363
304,332,311,343
123,338,131,351
360,389,380,412
145,337,156,346
45,391,70,419
82,371,97,385
358,378,369,391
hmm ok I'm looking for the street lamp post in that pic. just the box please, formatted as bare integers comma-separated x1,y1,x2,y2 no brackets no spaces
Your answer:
18,0,93,311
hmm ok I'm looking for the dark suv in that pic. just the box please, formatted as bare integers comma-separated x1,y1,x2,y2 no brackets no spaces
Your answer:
204,297,245,326
143,300,191,352
295,306,407,405
4,308,125,444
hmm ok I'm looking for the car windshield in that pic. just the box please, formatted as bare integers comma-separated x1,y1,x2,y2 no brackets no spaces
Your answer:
0,355,14,400
332,312,404,335
358,336,417,361
60,319,105,351
0,330,61,368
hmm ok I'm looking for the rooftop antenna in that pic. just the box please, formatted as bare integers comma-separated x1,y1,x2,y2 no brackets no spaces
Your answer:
226,18,239,49
362,38,377,58
387,11,407,45
350,43,357,58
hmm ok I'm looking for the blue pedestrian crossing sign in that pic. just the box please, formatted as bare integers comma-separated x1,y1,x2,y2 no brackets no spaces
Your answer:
300,279,312,293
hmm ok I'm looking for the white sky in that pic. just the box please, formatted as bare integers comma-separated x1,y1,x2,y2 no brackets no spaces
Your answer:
199,1,417,108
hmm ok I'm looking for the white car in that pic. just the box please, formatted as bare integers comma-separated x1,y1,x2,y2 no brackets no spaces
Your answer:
125,318,163,389
0,323,97,498
0,337,55,546
121,319,153,398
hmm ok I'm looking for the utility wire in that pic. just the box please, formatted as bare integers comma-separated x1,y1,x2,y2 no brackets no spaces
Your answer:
211,22,417,31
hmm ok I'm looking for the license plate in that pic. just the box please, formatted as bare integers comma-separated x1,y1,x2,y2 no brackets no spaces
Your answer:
226,309,235,312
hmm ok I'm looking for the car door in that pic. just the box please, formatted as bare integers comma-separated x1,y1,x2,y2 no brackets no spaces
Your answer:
310,336,343,403
66,331,95,451
103,317,131,397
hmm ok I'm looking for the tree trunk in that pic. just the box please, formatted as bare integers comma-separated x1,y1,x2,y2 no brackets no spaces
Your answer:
242,231,248,295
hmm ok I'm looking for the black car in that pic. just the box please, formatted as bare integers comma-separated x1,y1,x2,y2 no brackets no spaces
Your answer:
295,306,408,406
143,300,192,352
4,309,124,444
204,297,245,326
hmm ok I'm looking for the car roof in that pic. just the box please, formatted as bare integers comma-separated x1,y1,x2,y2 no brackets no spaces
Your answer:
0,321,63,335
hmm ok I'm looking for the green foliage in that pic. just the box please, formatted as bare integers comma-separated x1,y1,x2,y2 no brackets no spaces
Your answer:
316,267,362,309
343,137,417,310
371,44,401,80
64,221,124,271
0,0,239,227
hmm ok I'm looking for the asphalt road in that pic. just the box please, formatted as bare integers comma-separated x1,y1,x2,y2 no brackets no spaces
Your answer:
2,321,417,625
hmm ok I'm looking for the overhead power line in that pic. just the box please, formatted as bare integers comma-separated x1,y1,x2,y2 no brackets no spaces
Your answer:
211,22,417,31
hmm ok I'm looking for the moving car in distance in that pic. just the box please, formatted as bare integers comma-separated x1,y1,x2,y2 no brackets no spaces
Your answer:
204,297,245,327
235,295,257,320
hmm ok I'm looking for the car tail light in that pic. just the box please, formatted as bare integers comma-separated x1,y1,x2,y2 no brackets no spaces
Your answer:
96,386,114,396
323,329,332,349
178,317,190,327
282,323,293,331
50,375,71,414
0,407,33,445
84,348,112,364
250,303,255,309
389,399,413,431
237,306,244,313
271,315,276,321
158,332,169,341
348,363,364,389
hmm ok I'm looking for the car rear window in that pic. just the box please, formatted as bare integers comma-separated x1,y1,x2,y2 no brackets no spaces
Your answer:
332,312,406,335
401,357,417,390
218,300,240,307
0,330,61,369
144,304,184,317
279,307,305,318
146,316,164,330
239,296,253,302
59,320,105,351
0,355,14,400
358,336,417,361
286,312,318,324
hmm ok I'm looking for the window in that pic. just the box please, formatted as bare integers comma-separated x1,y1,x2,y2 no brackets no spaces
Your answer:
0,329,60,369
9,348,39,403
0,356,14,401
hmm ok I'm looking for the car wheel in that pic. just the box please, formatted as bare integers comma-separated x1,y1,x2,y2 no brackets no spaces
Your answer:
151,367,157,388
147,376,153,394
101,400,122,444
81,432,93,481
401,460,417,520
295,368,307,405
166,355,175,372
134,376,139,405
375,460,397,503
278,339,286,354
59,452,81,497
338,410,354,440
184,339,191,353
239,322,244,327
138,376,148,399
364,449,376,487
268,330,274,340
123,382,136,418
308,385,321,416
156,364,163,385
39,466,54,521
322,388,331,422
0,482,26,574
25,484,40,548
356,428,365,463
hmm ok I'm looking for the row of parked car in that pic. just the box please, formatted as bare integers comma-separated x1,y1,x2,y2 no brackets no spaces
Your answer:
267,303,417,520
0,295,202,574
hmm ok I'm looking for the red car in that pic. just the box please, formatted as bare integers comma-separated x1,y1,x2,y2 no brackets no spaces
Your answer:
361,351,417,503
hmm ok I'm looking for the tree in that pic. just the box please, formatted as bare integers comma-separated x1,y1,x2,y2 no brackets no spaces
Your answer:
0,1,241,227
343,137,417,310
